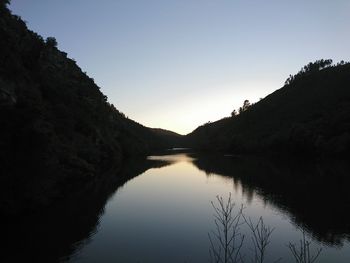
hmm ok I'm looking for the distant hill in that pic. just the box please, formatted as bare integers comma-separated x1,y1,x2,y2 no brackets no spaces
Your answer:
0,2,181,214
152,128,184,148
152,128,181,137
186,60,350,157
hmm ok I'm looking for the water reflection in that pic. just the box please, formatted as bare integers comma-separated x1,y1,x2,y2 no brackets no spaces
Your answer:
191,153,350,246
2,152,350,262
1,157,171,263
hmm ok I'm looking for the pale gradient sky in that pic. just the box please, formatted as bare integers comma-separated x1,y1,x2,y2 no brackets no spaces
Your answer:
9,0,350,134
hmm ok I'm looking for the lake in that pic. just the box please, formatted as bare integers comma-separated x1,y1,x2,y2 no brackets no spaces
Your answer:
3,151,350,262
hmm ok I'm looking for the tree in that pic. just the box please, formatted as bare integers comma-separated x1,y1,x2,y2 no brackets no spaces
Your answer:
242,100,250,111
285,59,334,86
231,109,237,117
1,0,10,9
46,37,57,48
237,100,251,115
288,231,322,263
208,194,245,263
302,59,332,73
243,216,275,263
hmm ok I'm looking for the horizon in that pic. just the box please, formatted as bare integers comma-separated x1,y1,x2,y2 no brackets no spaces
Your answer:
9,0,350,134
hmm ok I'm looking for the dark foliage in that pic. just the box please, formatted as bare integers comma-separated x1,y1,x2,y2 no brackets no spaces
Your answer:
0,5,181,215
186,60,350,157
45,37,58,48
284,59,333,86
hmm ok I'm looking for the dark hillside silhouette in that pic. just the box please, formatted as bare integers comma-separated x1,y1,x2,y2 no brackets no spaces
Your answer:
152,128,184,148
0,2,181,215
186,60,350,156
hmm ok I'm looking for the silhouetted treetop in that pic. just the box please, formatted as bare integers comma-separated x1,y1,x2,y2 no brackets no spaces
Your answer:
1,0,11,7
231,109,237,117
234,99,251,115
284,59,335,86
231,100,251,117
46,37,58,48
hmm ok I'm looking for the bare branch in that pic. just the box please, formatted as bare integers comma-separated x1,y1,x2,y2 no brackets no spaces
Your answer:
287,231,323,263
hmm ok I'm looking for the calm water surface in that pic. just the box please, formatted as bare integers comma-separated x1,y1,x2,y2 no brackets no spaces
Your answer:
63,152,350,263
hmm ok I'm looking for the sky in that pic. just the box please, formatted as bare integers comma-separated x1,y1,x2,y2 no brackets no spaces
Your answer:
9,0,350,134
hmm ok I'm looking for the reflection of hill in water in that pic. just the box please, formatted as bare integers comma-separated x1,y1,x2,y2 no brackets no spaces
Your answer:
1,158,171,263
191,153,350,246
3,152,350,262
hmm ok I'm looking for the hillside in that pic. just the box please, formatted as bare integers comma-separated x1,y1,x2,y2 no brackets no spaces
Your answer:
186,60,350,156
0,2,180,214
152,128,184,148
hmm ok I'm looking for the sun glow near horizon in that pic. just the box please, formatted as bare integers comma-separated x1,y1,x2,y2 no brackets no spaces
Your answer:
128,80,281,135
